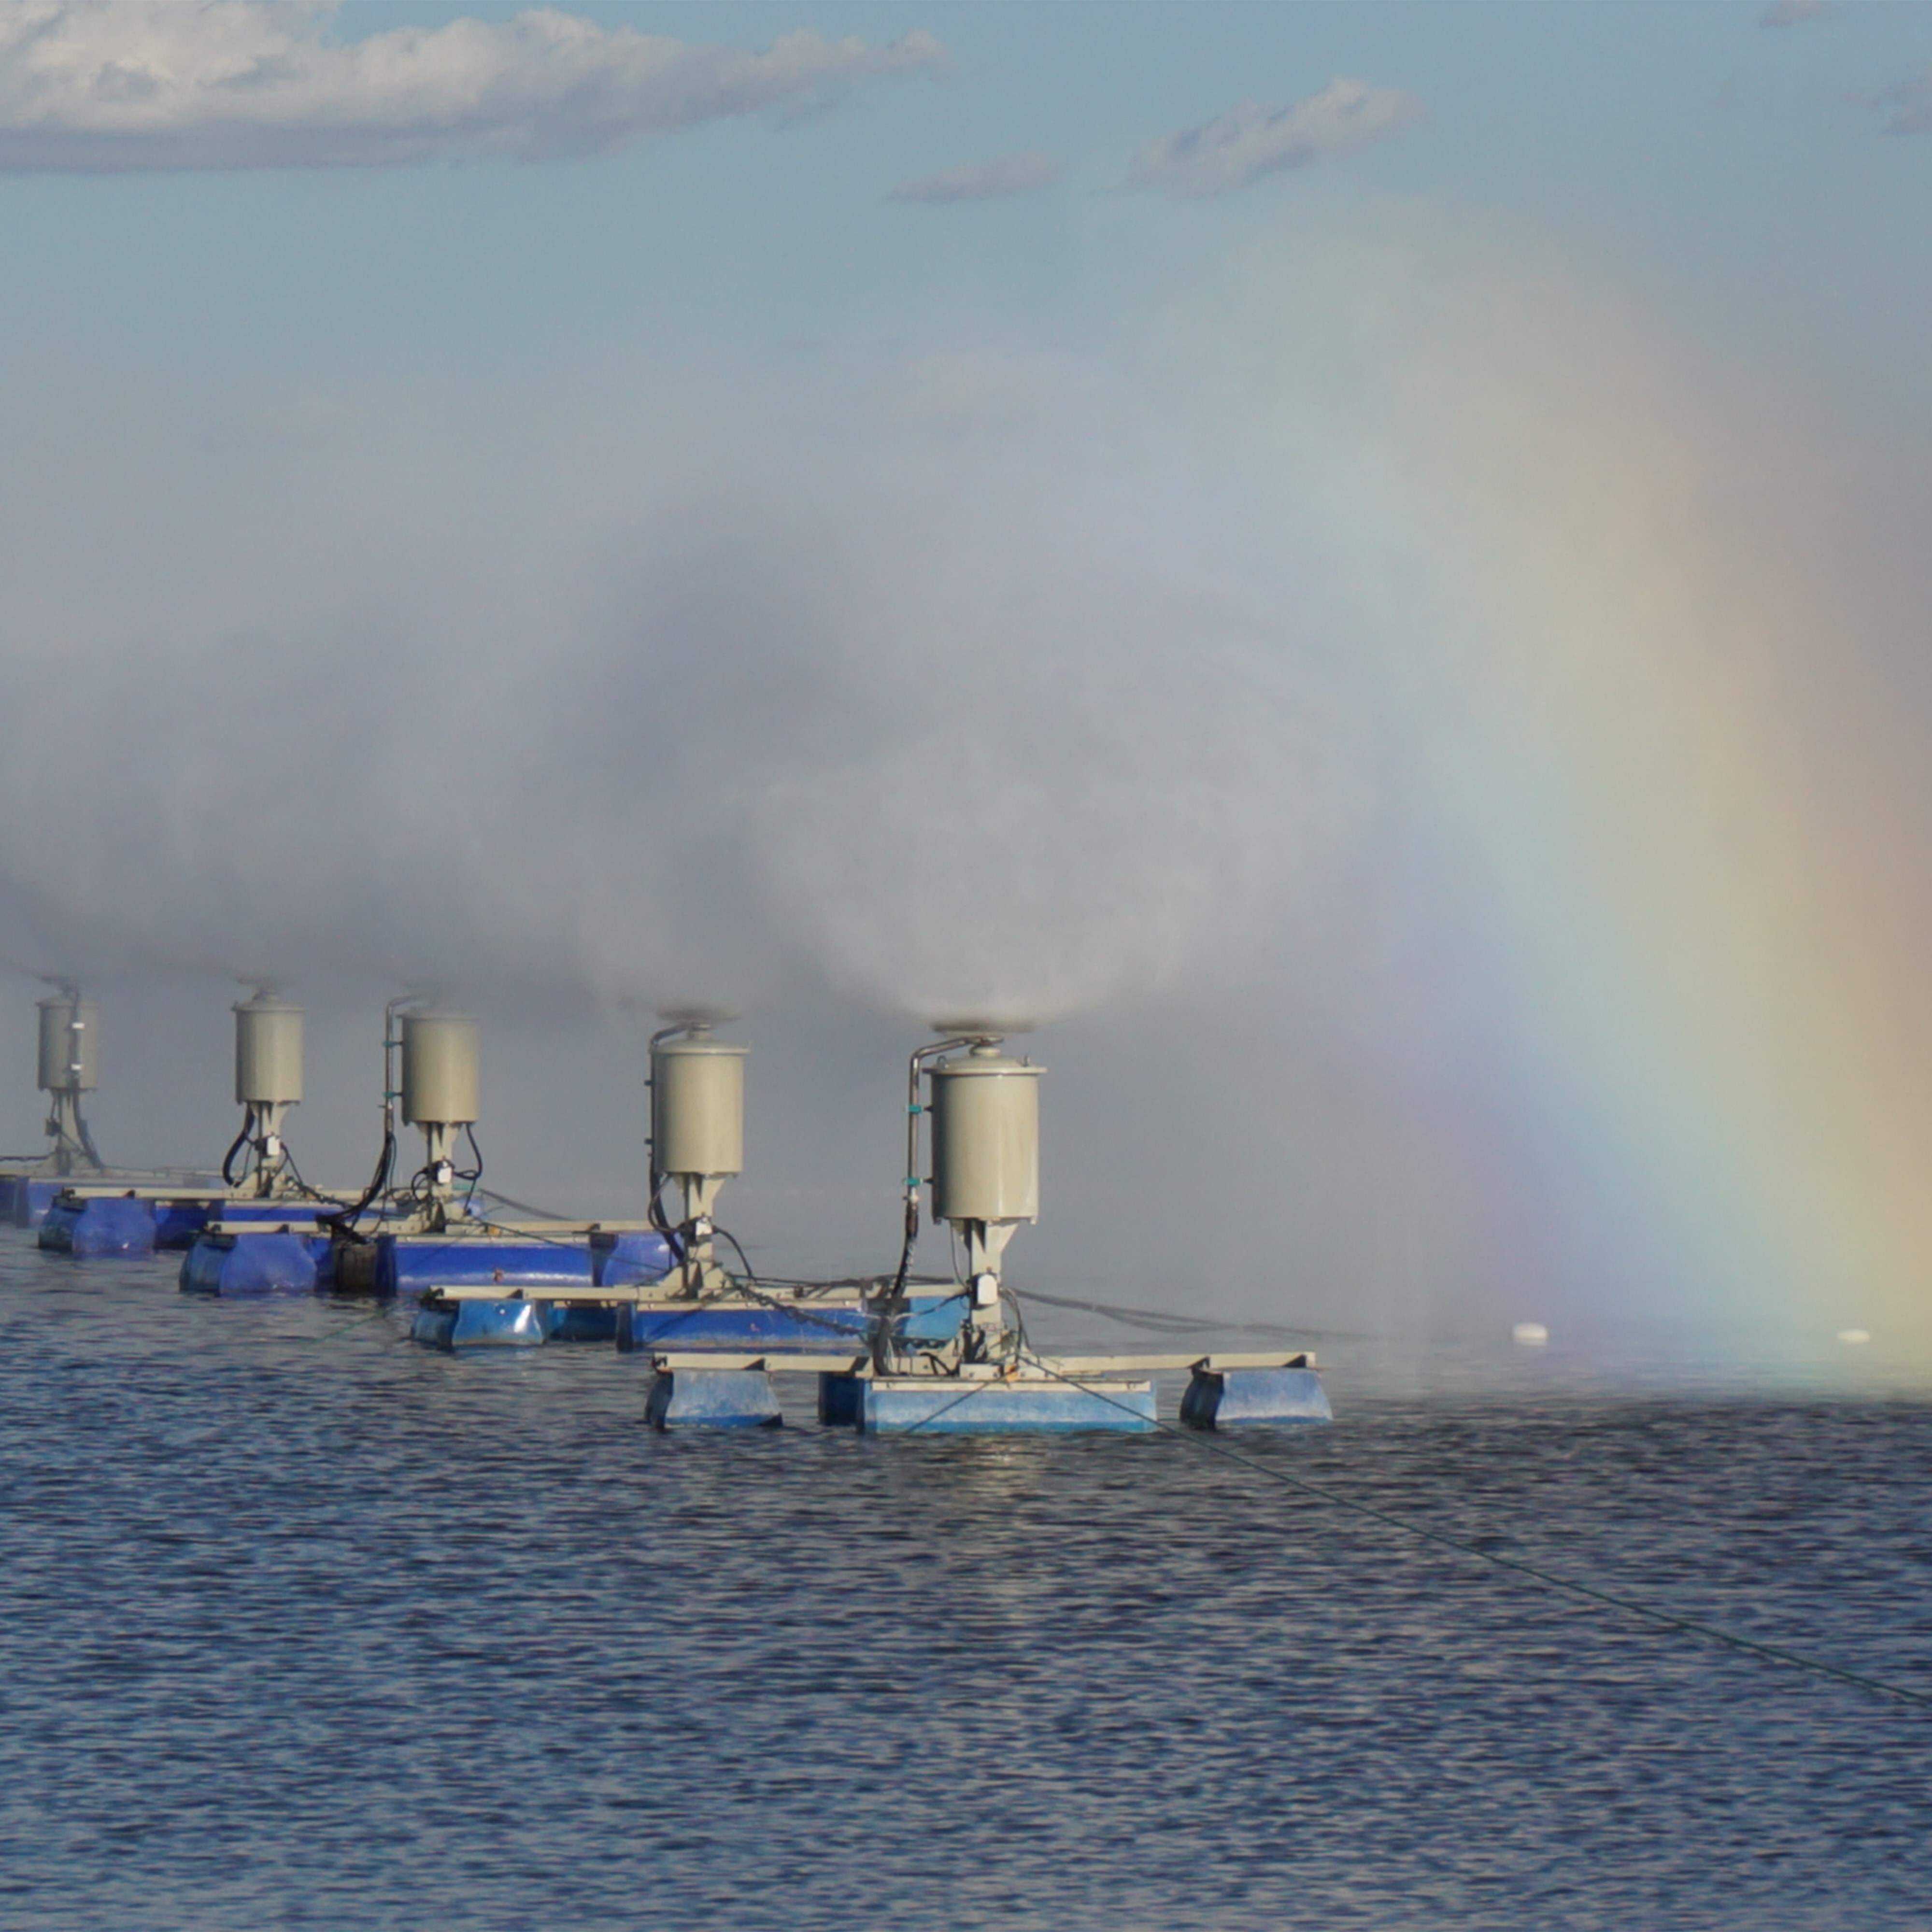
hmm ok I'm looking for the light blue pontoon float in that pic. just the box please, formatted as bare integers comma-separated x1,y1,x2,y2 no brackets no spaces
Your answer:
37,1182,239,1255
412,1279,971,1352
640,1347,1329,1433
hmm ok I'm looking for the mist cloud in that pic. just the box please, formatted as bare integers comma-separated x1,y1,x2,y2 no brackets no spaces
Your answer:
0,1,946,171
1130,80,1421,197
0,351,1360,1029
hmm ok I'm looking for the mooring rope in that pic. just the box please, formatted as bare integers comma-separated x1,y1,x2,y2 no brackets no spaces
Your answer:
895,1371,1004,1435
998,1349,1932,1715
286,1307,396,1345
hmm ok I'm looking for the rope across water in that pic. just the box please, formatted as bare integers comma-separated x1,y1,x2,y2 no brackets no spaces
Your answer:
996,1349,1932,1715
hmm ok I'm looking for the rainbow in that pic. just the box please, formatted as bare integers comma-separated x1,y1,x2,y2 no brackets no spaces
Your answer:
1248,223,1932,1358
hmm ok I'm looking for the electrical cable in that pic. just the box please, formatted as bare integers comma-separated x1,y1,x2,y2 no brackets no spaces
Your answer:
715,1250,894,1344
270,1146,348,1210
450,1123,484,1215
1006,1285,1368,1344
644,1222,901,1347
220,1118,251,1190
1002,1289,1032,1357
714,1224,762,1285
472,1186,571,1222
1006,1347,1932,1716
322,1123,395,1241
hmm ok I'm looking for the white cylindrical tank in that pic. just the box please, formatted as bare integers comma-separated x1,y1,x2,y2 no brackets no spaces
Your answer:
401,1011,480,1126
930,1044,1041,1224
37,996,99,1094
234,994,304,1107
652,1028,747,1179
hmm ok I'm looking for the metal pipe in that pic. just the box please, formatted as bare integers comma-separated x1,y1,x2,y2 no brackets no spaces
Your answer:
873,1034,985,1370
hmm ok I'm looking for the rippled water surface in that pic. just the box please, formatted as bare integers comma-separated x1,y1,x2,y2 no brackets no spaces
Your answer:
3,1229,1930,1930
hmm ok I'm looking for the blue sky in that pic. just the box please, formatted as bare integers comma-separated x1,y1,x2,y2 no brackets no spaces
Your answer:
2,3,1929,413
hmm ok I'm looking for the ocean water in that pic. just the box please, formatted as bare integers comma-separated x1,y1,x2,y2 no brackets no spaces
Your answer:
2,1228,1929,1931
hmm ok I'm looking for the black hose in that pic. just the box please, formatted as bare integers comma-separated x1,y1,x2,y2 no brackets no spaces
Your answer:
275,1146,347,1209
219,1119,252,1190
322,1125,395,1241
714,1224,759,1286
646,1174,685,1266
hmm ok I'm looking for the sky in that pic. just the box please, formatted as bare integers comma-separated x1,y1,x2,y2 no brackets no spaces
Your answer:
4,1,1932,1362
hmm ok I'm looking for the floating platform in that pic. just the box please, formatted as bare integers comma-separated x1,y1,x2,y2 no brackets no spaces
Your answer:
1179,1361,1331,1428
5,1175,66,1230
38,1190,218,1255
412,1293,631,1347
836,1369,1158,1435
645,1365,783,1429
411,1284,968,1351
182,1210,662,1303
642,1354,1158,1433
37,1191,163,1257
38,1185,342,1258
326,1225,674,1299
631,1347,1332,1434
618,1289,967,1356
179,1225,335,1297
638,1348,1327,1434
7,1172,214,1231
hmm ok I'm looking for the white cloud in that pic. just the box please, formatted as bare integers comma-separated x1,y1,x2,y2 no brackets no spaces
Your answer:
1130,78,1421,198
1867,68,1932,133
0,0,947,171
1761,0,1828,26
888,146,1061,203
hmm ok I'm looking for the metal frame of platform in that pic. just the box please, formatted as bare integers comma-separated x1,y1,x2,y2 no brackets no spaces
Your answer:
639,1349,1329,1434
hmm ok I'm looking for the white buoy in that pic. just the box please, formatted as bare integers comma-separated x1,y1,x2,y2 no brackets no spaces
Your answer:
1837,1328,1872,1345
1512,1321,1549,1347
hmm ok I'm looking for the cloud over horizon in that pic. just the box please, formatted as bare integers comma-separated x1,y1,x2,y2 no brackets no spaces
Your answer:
0,0,946,172
1130,78,1421,197
889,147,1061,203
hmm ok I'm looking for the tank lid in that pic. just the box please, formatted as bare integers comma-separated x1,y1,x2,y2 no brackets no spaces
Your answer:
654,1031,749,1057
934,1046,1041,1076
